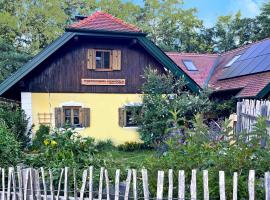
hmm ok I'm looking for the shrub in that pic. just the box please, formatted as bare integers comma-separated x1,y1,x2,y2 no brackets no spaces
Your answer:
117,141,150,151
31,125,50,151
95,139,115,151
143,115,270,199
0,121,22,167
138,68,212,146
26,129,97,169
0,101,30,148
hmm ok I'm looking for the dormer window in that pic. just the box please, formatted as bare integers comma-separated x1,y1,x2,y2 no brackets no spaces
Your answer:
225,55,241,67
182,60,198,71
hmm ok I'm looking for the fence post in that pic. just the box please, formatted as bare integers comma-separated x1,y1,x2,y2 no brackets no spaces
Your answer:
64,167,69,200
236,102,243,134
17,167,23,200
114,169,120,200
2,168,5,200
203,170,209,200
104,169,110,200
265,172,270,200
79,169,88,200
190,170,197,200
89,166,93,200
142,169,149,200
168,169,173,200
156,171,164,200
73,169,78,200
124,170,132,200
56,169,64,200
40,167,47,200
219,171,226,200
178,170,185,200
233,172,238,200
132,169,137,200
98,167,104,200
260,105,268,147
248,170,255,200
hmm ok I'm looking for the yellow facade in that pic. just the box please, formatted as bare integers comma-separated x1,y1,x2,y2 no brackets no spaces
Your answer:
31,93,142,144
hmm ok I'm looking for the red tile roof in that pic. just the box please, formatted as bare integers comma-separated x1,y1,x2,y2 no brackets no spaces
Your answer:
69,11,141,33
166,52,218,87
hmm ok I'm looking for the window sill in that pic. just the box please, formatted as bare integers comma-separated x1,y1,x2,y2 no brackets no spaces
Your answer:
123,126,138,129
94,68,113,71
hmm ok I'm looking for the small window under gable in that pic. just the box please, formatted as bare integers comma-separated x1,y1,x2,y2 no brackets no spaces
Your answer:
225,54,241,67
182,60,198,71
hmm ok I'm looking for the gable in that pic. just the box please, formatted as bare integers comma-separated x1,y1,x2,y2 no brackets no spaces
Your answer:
0,31,200,97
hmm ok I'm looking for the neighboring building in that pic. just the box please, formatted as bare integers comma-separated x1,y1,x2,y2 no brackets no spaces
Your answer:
167,38,270,99
0,11,199,144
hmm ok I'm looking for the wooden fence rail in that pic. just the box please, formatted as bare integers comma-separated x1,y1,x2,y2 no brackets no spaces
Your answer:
236,99,270,133
0,167,269,200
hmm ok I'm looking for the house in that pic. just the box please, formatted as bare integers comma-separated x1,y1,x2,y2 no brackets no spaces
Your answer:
0,11,199,144
167,38,270,99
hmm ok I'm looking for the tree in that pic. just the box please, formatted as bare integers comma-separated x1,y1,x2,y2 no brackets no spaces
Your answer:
138,68,211,146
257,2,270,40
0,39,31,83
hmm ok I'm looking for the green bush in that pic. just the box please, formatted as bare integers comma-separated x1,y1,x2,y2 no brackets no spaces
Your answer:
25,129,97,169
95,139,115,151
0,101,30,148
138,68,212,146
143,115,270,199
30,125,50,151
0,121,22,167
117,141,149,151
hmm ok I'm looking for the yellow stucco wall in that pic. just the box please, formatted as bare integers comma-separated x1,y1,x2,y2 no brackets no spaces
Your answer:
31,93,142,144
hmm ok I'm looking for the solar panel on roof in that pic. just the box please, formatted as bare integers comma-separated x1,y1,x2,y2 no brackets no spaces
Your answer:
182,60,198,71
219,38,270,80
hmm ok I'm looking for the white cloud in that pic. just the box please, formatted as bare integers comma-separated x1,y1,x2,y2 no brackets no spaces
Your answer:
234,0,261,17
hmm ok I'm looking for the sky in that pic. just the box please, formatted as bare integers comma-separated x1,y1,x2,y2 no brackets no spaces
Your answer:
130,0,268,27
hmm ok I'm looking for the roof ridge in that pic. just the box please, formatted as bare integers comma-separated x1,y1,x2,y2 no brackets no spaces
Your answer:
166,52,218,57
69,11,141,32
221,37,270,56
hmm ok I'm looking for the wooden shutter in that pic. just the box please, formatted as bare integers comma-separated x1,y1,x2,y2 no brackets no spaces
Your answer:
118,107,126,127
55,107,63,128
87,49,96,69
81,108,90,127
112,50,121,70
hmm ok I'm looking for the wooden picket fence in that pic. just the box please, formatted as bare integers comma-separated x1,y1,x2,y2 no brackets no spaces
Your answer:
1,166,270,200
236,99,270,133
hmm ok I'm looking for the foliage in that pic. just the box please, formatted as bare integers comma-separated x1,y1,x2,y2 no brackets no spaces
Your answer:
117,141,150,152
143,115,270,199
30,125,50,151
26,129,97,169
0,120,22,167
0,39,31,83
210,98,236,118
138,68,212,146
0,100,31,148
95,139,115,151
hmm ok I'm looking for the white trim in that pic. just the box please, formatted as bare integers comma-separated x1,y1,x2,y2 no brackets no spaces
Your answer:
59,101,84,107
21,92,32,136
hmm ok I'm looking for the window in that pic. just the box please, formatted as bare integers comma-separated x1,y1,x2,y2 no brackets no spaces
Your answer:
38,113,52,125
87,49,121,70
119,106,141,127
55,107,90,128
63,106,81,128
182,60,198,71
96,50,111,69
225,55,241,67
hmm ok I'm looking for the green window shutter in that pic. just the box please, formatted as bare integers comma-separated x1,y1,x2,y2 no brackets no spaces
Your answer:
118,107,126,127
81,108,90,127
54,107,63,128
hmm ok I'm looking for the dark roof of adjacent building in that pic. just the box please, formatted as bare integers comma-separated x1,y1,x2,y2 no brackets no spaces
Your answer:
0,11,200,97
208,38,270,98
69,11,142,33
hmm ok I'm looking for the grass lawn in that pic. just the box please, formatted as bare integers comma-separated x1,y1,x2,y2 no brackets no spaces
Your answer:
95,149,156,170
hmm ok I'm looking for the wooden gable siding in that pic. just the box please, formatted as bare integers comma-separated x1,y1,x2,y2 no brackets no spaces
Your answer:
22,36,165,94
